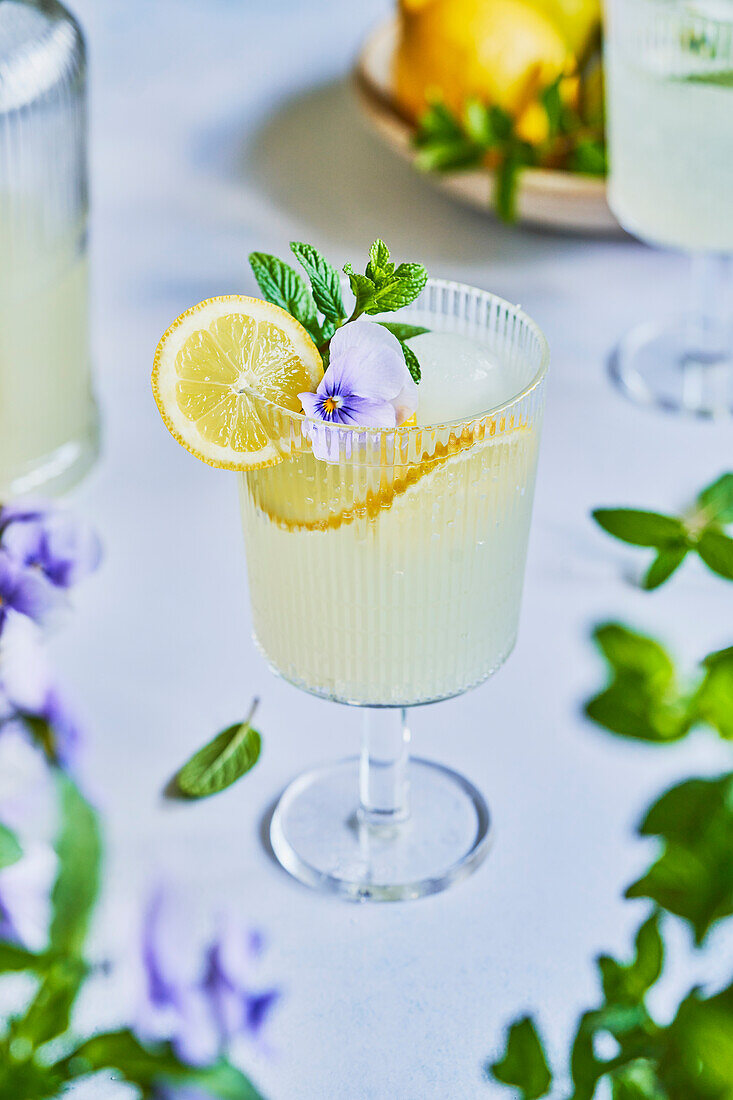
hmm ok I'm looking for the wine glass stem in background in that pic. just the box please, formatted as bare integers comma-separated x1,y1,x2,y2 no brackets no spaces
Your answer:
359,707,411,826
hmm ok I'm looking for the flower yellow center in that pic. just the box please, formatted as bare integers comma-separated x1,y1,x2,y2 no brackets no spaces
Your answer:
323,396,341,414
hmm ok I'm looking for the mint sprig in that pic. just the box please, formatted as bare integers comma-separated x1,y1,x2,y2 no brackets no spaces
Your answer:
593,472,733,589
414,84,607,224
248,239,428,382
585,623,733,744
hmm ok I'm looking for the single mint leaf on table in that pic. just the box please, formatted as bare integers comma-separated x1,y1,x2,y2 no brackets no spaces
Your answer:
584,623,690,744
598,912,664,1007
50,773,102,957
625,773,733,945
696,471,733,524
171,698,262,799
592,509,688,548
0,822,22,869
289,241,345,324
490,1016,552,1099
692,646,733,740
248,252,318,340
696,527,733,580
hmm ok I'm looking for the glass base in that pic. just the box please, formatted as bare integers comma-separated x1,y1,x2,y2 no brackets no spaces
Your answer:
270,756,491,902
610,320,733,418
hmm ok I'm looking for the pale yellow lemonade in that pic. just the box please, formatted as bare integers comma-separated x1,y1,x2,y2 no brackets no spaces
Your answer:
238,342,542,707
0,205,97,495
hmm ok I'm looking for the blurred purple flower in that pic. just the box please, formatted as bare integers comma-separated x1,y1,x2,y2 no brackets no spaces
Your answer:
0,616,82,770
0,549,60,633
299,322,417,462
137,890,279,1068
1,503,102,590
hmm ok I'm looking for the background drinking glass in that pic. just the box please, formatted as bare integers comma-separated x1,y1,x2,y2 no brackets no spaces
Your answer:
238,280,548,901
0,0,99,498
604,0,733,417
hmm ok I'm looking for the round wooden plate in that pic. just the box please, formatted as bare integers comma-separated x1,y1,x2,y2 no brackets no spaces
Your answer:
353,18,621,236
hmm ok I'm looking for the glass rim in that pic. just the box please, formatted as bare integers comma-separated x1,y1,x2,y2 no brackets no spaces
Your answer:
250,278,550,437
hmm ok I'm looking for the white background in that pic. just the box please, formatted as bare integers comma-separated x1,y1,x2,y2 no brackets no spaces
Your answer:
52,1,732,1096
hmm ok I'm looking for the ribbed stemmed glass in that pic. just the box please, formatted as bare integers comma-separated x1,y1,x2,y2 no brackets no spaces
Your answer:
238,280,548,901
605,0,733,416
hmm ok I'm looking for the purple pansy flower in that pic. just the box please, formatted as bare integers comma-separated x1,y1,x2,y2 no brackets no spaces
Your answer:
0,549,60,634
137,890,280,1068
1,504,102,590
298,321,417,461
0,615,82,770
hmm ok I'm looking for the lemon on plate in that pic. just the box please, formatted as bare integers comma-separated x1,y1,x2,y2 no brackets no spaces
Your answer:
152,296,323,471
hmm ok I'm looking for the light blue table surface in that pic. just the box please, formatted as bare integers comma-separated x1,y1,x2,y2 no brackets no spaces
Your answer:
51,1,732,1096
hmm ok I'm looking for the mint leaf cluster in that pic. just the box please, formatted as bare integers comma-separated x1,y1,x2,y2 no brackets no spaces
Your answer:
413,82,607,224
585,624,733,744
249,239,428,382
593,472,733,589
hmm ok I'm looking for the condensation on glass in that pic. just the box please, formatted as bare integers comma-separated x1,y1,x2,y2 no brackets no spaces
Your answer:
0,0,99,497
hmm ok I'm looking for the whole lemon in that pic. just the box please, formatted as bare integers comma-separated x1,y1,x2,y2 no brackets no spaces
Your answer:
393,0,597,122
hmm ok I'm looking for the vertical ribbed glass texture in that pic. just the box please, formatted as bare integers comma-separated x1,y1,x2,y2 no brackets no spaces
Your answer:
0,0,99,496
239,280,548,707
606,0,733,252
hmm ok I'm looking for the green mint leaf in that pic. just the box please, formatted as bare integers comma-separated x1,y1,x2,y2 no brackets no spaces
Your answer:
642,545,688,590
414,138,485,172
658,982,733,1099
49,773,102,957
0,942,46,973
696,471,733,524
696,527,733,580
463,99,495,146
0,822,22,869
610,1061,667,1100
490,1017,552,1099
598,912,664,1007
415,101,465,144
489,105,514,142
585,624,690,744
592,509,687,548
399,340,421,384
172,699,261,799
71,1030,265,1098
366,239,393,282
344,266,377,315
377,322,429,342
366,263,428,314
541,78,563,137
13,957,87,1048
249,252,318,336
495,144,534,225
289,242,345,324
625,773,733,944
571,139,608,176
693,646,733,740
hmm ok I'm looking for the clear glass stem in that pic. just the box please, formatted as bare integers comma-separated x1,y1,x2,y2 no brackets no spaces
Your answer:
359,707,410,827
686,252,731,364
